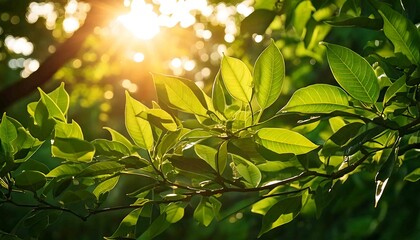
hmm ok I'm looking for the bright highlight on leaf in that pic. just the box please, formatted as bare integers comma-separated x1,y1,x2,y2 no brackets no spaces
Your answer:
376,2,420,65
282,84,349,113
322,42,379,104
125,92,154,150
153,74,208,117
221,55,253,103
254,40,285,110
256,128,319,155
52,137,95,162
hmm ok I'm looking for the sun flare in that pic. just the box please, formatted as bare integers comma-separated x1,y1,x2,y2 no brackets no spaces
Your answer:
117,0,160,40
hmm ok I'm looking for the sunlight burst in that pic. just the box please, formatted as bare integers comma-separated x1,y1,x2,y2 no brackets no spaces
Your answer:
117,0,160,40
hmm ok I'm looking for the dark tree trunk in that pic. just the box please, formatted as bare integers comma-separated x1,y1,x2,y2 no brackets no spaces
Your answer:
0,0,123,112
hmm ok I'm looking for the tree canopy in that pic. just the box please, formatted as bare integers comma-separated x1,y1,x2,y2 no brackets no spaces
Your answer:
1,0,420,239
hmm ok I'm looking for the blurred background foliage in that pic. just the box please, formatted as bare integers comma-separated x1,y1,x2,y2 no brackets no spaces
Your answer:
1,0,419,239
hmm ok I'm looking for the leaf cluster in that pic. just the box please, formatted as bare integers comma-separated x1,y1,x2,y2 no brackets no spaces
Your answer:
1,0,420,239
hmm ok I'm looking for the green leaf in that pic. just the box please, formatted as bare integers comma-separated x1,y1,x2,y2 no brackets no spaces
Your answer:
47,82,70,116
322,42,380,103
259,195,303,237
165,203,185,223
52,137,95,162
15,170,46,191
329,122,364,146
282,84,349,113
92,139,131,158
194,143,226,174
252,196,279,215
340,0,361,16
119,156,149,169
240,9,276,35
293,1,313,37
221,56,253,103
51,177,72,197
32,101,55,140
212,71,241,120
78,161,124,177
125,92,154,150
103,127,133,150
254,40,285,110
376,2,420,65
138,213,171,240
256,128,319,155
59,189,96,208
374,141,397,207
153,73,208,117
93,176,119,199
12,125,41,153
168,156,215,175
404,168,420,182
325,16,383,30
217,141,228,175
137,109,178,131
55,120,84,139
231,154,261,187
342,126,386,156
194,197,216,227
38,88,66,122
383,75,407,105
211,71,227,116
47,164,85,178
106,207,142,239
0,113,18,149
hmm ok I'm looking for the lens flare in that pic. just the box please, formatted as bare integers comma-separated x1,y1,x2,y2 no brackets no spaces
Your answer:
117,0,160,40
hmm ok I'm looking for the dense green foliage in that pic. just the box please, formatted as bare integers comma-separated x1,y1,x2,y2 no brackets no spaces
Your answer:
1,0,420,239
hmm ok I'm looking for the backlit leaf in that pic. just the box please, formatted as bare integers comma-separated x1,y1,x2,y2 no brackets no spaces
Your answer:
374,141,397,207
47,82,69,116
55,120,83,139
259,195,303,237
103,127,133,150
0,113,18,145
231,154,261,187
106,207,142,239
125,92,154,150
221,56,253,103
377,2,420,65
93,176,119,199
47,164,85,178
38,88,66,122
153,73,208,117
282,84,349,113
254,40,285,110
165,203,185,223
323,43,379,103
92,139,131,158
137,108,178,131
383,75,406,105
256,128,319,155
78,161,124,177
404,168,420,182
212,71,227,116
194,197,216,226
194,143,227,174
52,137,95,162
240,9,276,35
138,214,170,240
